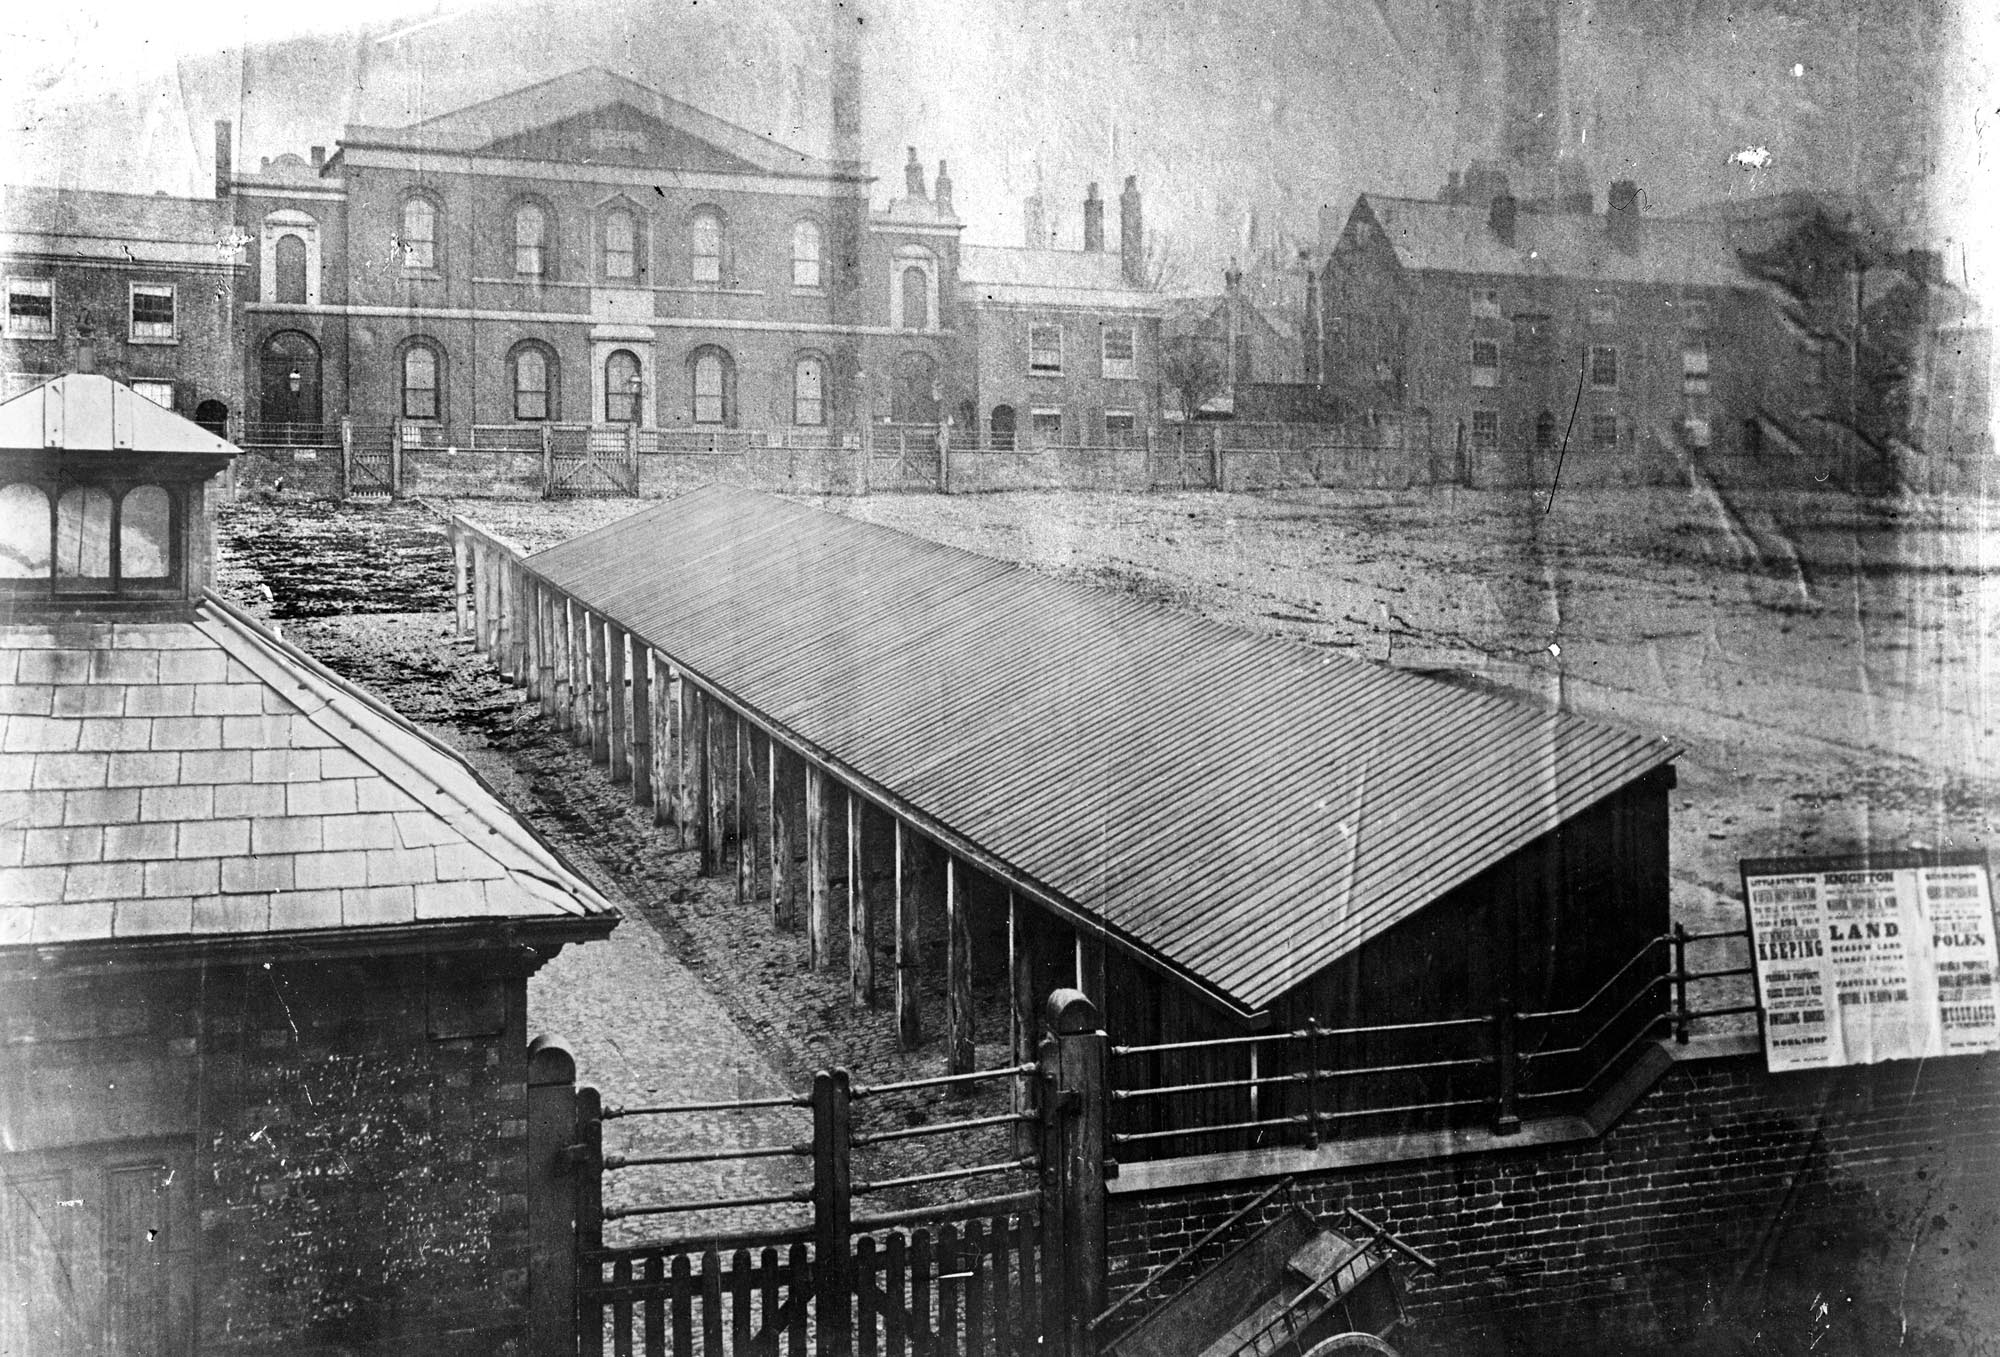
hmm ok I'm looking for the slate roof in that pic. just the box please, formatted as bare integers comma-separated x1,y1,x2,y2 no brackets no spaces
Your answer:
1357,194,1744,289
0,602,616,951
342,66,861,180
527,487,1675,1015
959,245,1161,312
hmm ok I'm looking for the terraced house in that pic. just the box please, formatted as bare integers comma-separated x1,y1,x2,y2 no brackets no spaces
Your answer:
232,67,963,450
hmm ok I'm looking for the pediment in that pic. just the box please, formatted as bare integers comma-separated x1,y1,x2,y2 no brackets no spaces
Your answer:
480,103,763,173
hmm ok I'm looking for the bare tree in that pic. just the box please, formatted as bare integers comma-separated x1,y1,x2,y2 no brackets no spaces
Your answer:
1160,332,1224,422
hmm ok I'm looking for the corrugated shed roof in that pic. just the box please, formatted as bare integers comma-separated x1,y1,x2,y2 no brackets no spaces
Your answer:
0,602,616,951
527,487,1673,1014
1362,194,1744,289
959,245,1161,312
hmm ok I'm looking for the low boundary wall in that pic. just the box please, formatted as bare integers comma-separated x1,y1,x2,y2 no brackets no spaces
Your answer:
1106,1043,2000,1355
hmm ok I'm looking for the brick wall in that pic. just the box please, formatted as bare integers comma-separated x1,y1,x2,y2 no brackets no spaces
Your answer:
1,948,537,1357
1105,1048,2000,1356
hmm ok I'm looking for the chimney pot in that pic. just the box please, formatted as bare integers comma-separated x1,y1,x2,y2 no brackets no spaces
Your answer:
905,147,926,199
1489,192,1518,247
310,146,325,169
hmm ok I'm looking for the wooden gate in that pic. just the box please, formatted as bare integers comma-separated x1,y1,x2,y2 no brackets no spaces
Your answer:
550,425,641,498
1147,428,1214,490
535,994,1108,1357
868,425,943,493
344,423,399,500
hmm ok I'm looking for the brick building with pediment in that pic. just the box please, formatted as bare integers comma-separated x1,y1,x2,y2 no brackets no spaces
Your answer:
231,67,966,444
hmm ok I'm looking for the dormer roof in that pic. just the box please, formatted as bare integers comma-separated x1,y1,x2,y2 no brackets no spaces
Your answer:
0,374,235,460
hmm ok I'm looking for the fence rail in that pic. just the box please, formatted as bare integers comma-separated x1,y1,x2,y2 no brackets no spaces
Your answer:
1109,930,1759,1160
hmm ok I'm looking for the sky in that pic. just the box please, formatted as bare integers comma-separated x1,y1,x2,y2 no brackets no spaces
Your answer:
5,0,1996,296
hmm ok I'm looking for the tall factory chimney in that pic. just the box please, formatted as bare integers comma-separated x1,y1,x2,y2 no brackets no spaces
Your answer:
1119,176,1144,287
214,121,233,199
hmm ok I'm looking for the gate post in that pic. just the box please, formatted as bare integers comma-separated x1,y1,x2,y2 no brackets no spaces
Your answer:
390,422,405,499
339,416,354,502
542,423,555,499
812,1069,854,1357
1040,988,1108,1357
527,1035,580,1357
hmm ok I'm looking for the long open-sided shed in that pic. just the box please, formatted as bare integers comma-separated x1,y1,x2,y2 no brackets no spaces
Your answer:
466,485,1677,1151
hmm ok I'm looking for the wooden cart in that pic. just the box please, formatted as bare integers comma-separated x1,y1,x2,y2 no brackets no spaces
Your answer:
1096,1183,1437,1357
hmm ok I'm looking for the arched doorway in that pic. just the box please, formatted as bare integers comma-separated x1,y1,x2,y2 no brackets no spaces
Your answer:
990,404,1017,450
258,331,321,436
891,352,939,425
194,400,229,440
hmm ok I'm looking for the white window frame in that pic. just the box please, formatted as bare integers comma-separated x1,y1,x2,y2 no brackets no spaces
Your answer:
1682,338,1710,395
1588,344,1619,391
6,277,54,339
792,220,823,290
1101,325,1136,380
259,210,321,305
1470,338,1500,388
1030,407,1063,445
604,206,639,282
890,247,938,331
128,283,176,344
1683,414,1712,449
793,353,826,426
401,195,439,273
1590,412,1620,448
690,207,723,285
1470,409,1499,450
1028,324,1064,375
129,381,175,409
1470,287,1501,319
1104,409,1137,444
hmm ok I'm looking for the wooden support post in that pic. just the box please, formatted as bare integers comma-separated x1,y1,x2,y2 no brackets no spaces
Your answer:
588,613,611,766
525,1036,578,1357
606,622,629,783
1075,930,1106,1008
847,793,873,1007
805,764,832,969
451,526,470,635
705,690,728,878
521,574,541,704
946,857,975,1076
770,741,798,929
564,599,586,743
1009,892,1041,1156
630,643,653,808
894,822,927,1050
659,660,681,836
1039,991,1107,1357
735,714,753,907
692,687,719,876
537,587,558,719
511,560,531,688
498,558,518,683
750,727,773,901
481,545,500,663
811,1069,854,1357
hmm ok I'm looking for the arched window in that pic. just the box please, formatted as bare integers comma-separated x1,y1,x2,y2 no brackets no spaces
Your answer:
274,234,307,304
119,486,171,579
604,207,637,280
900,265,929,330
792,221,822,288
0,483,51,579
1535,410,1557,451
55,487,113,582
512,345,556,421
515,202,548,277
989,404,1016,450
794,354,826,426
689,347,733,425
402,343,441,420
401,195,438,271
690,207,723,284
605,350,642,424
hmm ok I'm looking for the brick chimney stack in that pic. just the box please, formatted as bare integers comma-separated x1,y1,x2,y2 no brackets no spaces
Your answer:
1083,183,1105,252
1024,191,1047,248
214,121,232,199
1607,180,1641,251
935,160,953,216
310,146,326,170
1119,176,1144,287
904,147,926,199
1489,192,1518,247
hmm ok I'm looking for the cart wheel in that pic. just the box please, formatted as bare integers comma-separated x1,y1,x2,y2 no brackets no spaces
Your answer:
1302,1335,1400,1357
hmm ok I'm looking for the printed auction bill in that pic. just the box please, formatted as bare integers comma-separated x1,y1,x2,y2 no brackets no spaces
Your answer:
1741,851,1999,1072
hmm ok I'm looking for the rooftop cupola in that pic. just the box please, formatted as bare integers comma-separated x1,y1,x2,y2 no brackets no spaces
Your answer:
0,374,237,619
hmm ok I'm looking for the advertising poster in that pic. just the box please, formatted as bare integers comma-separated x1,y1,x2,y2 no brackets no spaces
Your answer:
1741,851,1999,1073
